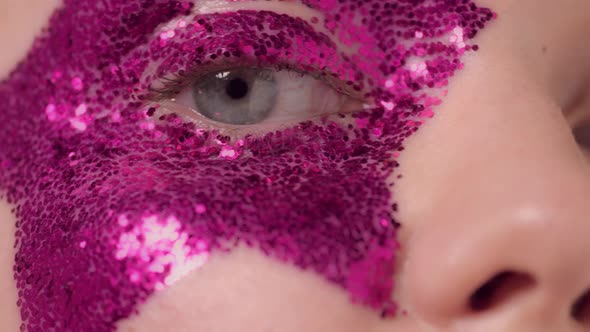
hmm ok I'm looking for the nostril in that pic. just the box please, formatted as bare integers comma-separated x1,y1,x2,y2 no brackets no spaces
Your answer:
572,289,590,324
468,271,536,312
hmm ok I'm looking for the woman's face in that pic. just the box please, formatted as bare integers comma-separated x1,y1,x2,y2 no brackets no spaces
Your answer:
0,0,589,331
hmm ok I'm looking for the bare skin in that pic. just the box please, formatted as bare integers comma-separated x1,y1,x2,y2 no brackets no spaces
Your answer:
1,0,589,331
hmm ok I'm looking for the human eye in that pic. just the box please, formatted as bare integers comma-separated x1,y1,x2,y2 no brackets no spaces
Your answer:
147,64,366,136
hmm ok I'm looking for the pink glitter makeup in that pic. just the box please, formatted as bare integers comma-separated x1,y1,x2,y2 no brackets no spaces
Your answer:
0,1,494,331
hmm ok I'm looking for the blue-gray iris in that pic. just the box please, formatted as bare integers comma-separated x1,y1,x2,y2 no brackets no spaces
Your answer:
193,68,277,125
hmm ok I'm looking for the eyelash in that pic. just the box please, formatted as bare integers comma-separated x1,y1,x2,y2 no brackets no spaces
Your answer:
140,58,367,140
147,59,365,103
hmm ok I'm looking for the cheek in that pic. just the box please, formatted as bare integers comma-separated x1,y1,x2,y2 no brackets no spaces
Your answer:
116,247,381,332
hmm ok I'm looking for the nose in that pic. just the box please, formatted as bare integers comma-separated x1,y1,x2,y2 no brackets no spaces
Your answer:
398,61,590,332
402,183,590,330
397,89,590,330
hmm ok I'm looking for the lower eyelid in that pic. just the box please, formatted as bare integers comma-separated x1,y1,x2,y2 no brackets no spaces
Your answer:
144,96,362,143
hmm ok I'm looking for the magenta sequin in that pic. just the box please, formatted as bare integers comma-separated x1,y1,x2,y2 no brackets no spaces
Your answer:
0,1,494,331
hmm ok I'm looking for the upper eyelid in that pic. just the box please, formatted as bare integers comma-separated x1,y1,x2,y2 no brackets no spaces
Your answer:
145,8,370,102
153,1,360,63
154,1,324,37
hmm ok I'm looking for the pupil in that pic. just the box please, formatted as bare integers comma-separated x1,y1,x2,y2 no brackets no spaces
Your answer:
225,78,249,99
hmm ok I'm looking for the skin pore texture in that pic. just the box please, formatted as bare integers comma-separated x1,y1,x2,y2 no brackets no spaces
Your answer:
0,1,589,332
